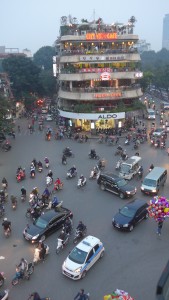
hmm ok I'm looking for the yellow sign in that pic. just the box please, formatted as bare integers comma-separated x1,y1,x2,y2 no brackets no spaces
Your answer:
86,32,117,40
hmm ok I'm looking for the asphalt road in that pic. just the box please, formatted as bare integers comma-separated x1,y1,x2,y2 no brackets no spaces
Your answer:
0,114,169,300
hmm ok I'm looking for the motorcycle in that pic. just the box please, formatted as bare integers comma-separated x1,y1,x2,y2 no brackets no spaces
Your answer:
137,168,143,180
45,162,49,168
11,263,34,286
52,182,63,193
4,228,11,238
115,159,122,170
25,206,42,220
88,153,100,160
124,138,130,145
33,244,49,264
16,170,26,182
2,141,11,152
0,272,5,287
154,141,160,148
77,177,87,188
66,170,77,179
0,191,8,203
2,183,7,192
0,290,9,300
56,234,69,254
160,141,166,149
115,148,123,156
21,194,26,202
30,169,35,178
38,166,43,173
63,148,74,158
0,204,5,217
73,227,87,244
46,176,53,186
46,199,63,210
28,294,50,300
11,196,17,210
89,167,100,179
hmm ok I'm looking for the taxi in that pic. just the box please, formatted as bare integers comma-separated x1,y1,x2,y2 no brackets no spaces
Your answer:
62,235,104,280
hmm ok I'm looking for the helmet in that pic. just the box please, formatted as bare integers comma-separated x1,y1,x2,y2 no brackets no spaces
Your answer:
79,221,82,224
3,218,7,221
49,170,52,173
73,165,76,168
81,174,83,177
45,157,48,159
22,186,24,189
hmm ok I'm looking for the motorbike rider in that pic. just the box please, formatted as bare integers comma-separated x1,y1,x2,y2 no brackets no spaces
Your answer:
44,157,49,164
90,148,96,158
42,187,50,201
70,165,76,176
38,241,46,261
58,230,67,245
79,174,85,185
2,177,8,189
62,153,67,164
54,178,62,188
0,189,5,202
2,218,11,233
32,159,37,168
149,164,154,171
76,221,86,235
32,187,39,197
21,186,26,196
18,258,28,276
29,292,41,300
63,146,71,156
47,170,53,180
37,160,43,168
64,217,72,234
30,164,35,177
10,194,17,206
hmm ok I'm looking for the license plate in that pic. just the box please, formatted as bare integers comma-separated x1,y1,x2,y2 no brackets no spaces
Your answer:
64,271,71,277
115,224,120,228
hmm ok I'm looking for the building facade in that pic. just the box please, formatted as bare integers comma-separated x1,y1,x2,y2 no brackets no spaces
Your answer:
55,17,143,131
162,14,169,50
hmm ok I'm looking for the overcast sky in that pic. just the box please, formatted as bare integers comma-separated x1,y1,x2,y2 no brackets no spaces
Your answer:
0,0,168,55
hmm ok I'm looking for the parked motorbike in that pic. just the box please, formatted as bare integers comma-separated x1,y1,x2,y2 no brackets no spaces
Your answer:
11,263,34,286
33,244,49,264
160,141,166,149
73,227,87,244
0,272,5,287
66,170,77,179
77,177,87,188
56,234,69,254
46,176,53,186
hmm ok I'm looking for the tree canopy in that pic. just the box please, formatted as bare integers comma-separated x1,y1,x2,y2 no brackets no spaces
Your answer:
33,46,55,71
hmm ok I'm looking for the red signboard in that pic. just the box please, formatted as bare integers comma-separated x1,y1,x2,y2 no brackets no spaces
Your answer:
86,32,117,40
94,92,122,98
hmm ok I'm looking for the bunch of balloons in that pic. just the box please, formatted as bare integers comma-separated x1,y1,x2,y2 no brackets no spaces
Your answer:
147,196,169,221
104,289,134,300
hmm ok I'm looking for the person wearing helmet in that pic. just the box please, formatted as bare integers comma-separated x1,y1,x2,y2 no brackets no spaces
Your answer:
47,170,53,181
70,165,76,176
44,157,49,163
2,177,8,189
18,258,28,276
90,148,96,158
80,174,85,184
58,229,67,244
2,218,11,233
76,221,86,234
21,186,26,196
29,292,41,300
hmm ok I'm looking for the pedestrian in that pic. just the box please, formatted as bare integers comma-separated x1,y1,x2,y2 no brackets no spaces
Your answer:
115,137,119,144
156,220,163,236
74,289,89,300
17,125,20,133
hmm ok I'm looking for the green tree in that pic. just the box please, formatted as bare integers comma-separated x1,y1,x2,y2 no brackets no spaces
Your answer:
33,46,55,71
2,56,43,99
39,70,56,97
0,94,11,131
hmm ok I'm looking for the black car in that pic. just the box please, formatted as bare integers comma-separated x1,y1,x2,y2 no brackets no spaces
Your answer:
23,207,73,243
97,173,137,199
112,199,149,232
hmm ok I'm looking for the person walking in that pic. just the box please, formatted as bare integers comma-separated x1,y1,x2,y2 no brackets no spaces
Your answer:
74,289,89,300
156,220,164,236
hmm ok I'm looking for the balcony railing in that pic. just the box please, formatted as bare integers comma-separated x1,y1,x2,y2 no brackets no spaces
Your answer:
60,67,140,74
60,84,141,93
60,48,138,56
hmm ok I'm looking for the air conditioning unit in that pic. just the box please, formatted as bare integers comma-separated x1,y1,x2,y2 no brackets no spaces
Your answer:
81,31,86,35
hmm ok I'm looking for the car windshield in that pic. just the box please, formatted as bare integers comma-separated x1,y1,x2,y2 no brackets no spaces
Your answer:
120,164,131,174
120,206,135,218
35,217,48,229
117,179,127,187
143,178,156,187
68,247,88,264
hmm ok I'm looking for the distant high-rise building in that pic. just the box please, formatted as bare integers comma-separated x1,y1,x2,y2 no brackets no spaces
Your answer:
162,14,169,50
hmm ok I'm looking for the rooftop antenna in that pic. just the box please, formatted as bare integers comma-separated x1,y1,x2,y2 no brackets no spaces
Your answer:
93,9,95,23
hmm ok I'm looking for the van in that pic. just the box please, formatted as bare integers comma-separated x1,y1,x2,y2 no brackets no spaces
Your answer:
147,109,156,120
141,167,167,195
119,156,142,180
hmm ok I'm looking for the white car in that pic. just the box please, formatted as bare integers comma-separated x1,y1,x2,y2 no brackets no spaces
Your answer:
152,128,166,137
62,235,104,280
45,114,53,121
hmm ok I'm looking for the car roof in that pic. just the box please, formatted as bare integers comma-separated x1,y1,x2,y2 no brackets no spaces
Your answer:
76,235,101,252
100,172,123,182
40,208,68,222
123,199,148,210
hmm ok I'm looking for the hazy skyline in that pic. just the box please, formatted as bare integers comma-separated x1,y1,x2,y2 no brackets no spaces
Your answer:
0,0,168,55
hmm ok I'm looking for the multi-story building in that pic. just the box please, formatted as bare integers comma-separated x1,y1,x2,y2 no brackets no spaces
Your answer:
162,14,169,50
55,16,143,131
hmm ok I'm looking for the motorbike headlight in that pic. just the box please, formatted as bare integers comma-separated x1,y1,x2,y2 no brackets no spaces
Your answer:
141,187,144,190
32,234,39,240
74,267,82,273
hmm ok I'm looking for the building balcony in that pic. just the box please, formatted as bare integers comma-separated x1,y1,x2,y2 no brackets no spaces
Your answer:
59,52,141,63
59,69,143,81
58,85,143,101
60,48,138,56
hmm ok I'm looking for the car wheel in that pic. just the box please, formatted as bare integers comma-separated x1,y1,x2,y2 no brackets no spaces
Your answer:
100,184,105,191
119,192,125,199
129,225,134,232
81,270,87,279
40,235,46,242
100,251,104,259
144,212,149,219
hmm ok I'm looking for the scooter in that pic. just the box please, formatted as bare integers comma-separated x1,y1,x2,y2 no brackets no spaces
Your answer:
56,235,69,254
11,263,34,286
52,182,63,193
73,227,87,244
2,183,7,192
66,170,77,179
89,167,100,179
45,162,49,168
11,196,17,210
38,166,43,173
4,228,11,238
30,169,35,178
46,176,53,186
77,177,87,188
21,194,26,202
33,244,49,264
124,138,130,145
46,199,63,210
